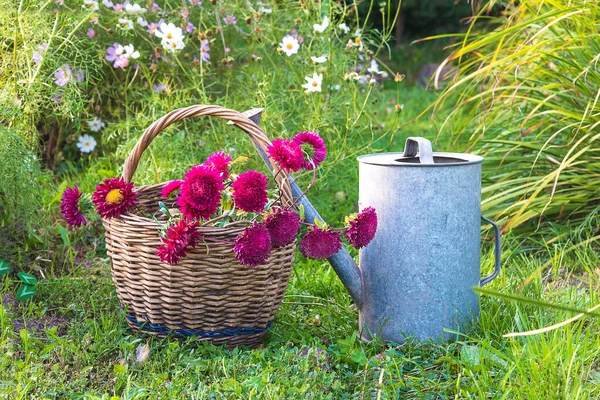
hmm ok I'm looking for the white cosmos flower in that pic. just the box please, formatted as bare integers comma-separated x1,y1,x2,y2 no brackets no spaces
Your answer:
155,22,186,52
338,23,350,33
86,117,106,132
77,134,97,153
125,3,146,14
279,35,299,57
124,44,140,59
82,0,99,10
313,16,329,33
301,73,323,93
118,18,134,30
311,55,327,64
367,59,381,74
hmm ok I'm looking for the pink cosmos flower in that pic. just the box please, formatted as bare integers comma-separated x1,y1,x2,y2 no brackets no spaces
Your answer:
87,28,96,38
200,39,210,62
292,132,327,170
223,14,236,25
232,170,268,213
54,64,72,86
345,207,378,249
60,186,87,227
92,177,137,219
234,223,272,266
300,226,342,259
156,218,202,264
267,139,304,172
177,165,224,220
186,22,194,33
265,208,301,247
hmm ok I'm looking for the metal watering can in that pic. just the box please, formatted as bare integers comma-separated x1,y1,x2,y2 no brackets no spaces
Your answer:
241,111,501,344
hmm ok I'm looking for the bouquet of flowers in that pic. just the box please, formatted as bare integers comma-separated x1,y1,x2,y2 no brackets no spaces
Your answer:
61,131,378,266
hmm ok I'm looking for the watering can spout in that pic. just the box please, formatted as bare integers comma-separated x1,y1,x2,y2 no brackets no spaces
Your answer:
290,185,365,308
234,108,364,308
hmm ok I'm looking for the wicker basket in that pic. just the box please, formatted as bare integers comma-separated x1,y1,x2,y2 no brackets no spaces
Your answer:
103,105,295,348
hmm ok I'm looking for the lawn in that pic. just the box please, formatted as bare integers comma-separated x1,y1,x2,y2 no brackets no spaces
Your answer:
2,0,600,398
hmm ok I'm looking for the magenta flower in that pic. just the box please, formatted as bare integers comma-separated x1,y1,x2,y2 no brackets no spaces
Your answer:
300,226,342,260
204,151,231,179
177,165,224,220
87,28,96,38
162,180,182,197
345,207,378,249
60,186,87,227
267,139,304,172
54,64,72,86
200,39,210,62
265,208,301,247
232,170,268,213
92,177,137,219
223,14,237,25
234,223,272,266
293,132,327,170
156,218,202,264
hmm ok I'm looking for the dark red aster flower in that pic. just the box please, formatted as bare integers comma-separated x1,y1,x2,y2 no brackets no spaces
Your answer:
267,138,304,172
156,218,202,265
293,132,327,170
60,186,87,227
177,165,224,220
92,177,137,219
300,226,342,260
233,222,272,266
265,208,301,247
162,180,182,198
232,170,268,213
204,151,231,179
345,207,378,249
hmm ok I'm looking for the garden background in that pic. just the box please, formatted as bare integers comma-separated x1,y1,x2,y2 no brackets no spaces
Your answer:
2,0,600,398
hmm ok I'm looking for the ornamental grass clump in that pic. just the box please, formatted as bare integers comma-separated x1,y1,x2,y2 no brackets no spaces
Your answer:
60,131,379,267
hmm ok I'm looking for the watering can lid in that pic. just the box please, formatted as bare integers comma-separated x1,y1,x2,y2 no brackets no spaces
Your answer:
357,137,483,167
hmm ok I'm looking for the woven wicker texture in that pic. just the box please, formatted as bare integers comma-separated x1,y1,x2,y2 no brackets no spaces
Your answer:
104,105,295,348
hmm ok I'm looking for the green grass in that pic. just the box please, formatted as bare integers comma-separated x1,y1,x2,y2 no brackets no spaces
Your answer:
2,86,600,397
2,233,600,398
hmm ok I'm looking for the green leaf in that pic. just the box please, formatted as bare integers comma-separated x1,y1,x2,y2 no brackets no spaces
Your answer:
16,284,36,301
0,260,10,277
113,364,127,375
350,350,368,366
57,225,71,247
461,345,481,369
299,204,305,220
17,272,37,285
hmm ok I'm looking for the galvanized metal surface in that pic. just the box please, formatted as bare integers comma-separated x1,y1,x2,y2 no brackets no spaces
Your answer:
357,137,495,343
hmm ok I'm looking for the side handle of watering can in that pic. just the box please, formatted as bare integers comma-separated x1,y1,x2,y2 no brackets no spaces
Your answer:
480,216,501,286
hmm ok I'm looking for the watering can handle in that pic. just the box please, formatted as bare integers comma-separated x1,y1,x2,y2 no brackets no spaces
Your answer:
480,216,501,286
403,137,435,164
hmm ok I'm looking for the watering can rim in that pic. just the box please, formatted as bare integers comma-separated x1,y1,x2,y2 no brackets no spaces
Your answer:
357,151,483,167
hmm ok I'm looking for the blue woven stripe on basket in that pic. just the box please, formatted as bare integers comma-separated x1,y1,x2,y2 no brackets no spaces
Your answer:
126,314,273,338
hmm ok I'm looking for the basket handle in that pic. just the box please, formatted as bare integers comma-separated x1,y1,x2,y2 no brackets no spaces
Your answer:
122,105,293,204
